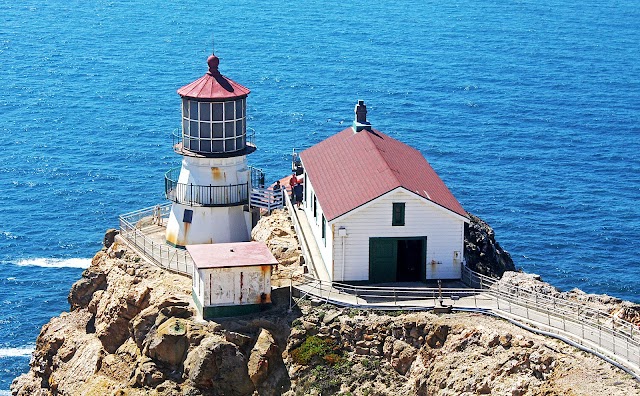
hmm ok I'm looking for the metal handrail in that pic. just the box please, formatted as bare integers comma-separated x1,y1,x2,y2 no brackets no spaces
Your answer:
293,266,640,374
164,167,249,207
118,204,193,276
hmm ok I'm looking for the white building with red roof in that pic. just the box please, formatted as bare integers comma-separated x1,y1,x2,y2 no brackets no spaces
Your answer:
298,101,469,282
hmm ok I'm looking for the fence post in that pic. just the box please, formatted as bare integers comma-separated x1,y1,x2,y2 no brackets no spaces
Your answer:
613,333,616,355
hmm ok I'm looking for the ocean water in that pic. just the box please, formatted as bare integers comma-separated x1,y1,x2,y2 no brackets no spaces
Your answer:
1,0,639,389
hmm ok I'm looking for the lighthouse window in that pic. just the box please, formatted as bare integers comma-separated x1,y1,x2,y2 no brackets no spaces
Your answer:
190,121,198,137
225,139,235,152
182,100,188,118
212,103,223,121
200,123,211,138
200,102,210,121
213,123,223,138
182,119,189,136
224,102,235,120
236,137,243,148
212,140,224,152
236,100,244,118
235,120,242,136
224,121,235,137
189,101,198,119
200,140,211,152
183,209,193,223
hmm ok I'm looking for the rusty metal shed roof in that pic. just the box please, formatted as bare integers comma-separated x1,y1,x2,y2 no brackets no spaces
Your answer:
187,242,278,269
177,54,251,100
300,127,468,221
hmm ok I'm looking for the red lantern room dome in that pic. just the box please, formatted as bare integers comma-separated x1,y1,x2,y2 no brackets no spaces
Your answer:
177,54,250,100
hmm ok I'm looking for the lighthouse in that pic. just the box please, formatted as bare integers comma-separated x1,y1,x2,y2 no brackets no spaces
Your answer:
164,54,260,247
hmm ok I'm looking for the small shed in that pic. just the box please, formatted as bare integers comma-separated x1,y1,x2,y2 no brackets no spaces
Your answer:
298,101,469,283
187,242,278,318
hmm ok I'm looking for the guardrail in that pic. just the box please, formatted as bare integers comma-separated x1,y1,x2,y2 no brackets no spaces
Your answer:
164,168,249,207
294,274,492,309
250,188,284,212
292,266,640,376
118,204,193,276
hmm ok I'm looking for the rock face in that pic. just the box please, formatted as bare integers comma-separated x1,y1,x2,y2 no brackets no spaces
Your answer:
464,213,516,277
283,304,639,396
11,227,640,396
252,209,304,287
11,235,295,396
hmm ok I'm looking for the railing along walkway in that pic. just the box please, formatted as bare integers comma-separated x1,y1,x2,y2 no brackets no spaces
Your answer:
118,204,193,276
292,270,640,380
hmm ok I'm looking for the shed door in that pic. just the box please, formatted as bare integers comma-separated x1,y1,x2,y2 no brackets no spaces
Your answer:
369,238,397,283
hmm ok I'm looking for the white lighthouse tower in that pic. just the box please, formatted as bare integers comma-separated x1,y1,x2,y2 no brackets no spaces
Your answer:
165,54,261,247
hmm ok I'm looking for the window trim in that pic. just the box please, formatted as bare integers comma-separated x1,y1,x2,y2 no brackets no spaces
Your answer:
392,202,405,226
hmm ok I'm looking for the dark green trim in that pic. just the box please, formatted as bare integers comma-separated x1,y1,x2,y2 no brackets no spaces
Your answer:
369,236,427,283
192,289,203,311
203,304,266,318
167,240,186,249
192,288,271,319
392,202,405,226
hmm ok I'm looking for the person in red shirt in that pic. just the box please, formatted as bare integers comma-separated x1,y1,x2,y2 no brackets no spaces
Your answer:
290,173,303,208
289,173,298,189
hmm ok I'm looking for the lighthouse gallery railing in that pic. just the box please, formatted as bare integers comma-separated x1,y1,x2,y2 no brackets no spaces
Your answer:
164,168,249,207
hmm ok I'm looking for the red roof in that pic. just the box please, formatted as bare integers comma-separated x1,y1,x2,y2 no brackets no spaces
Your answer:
187,242,278,269
177,55,250,100
300,127,468,221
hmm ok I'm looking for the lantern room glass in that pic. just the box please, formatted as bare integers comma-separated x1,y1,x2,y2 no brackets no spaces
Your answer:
181,98,247,154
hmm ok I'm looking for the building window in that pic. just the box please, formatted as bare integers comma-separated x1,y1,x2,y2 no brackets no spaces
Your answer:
183,209,193,223
392,203,405,226
313,195,317,218
321,215,326,242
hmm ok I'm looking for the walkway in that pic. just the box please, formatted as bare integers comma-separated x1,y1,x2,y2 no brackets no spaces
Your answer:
284,190,330,282
118,204,193,275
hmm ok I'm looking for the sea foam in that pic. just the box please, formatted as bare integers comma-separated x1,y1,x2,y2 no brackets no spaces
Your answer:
14,258,91,269
0,346,34,358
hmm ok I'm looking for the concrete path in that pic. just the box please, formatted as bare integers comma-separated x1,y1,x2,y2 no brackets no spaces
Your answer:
285,191,331,282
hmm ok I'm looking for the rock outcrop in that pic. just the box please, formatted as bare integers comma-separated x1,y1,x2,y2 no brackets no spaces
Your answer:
251,209,304,287
464,213,516,278
497,271,640,328
11,217,640,396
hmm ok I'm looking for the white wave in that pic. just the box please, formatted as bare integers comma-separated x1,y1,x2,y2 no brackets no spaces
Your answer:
0,345,34,358
0,391,11,396
15,258,91,269
1,231,18,239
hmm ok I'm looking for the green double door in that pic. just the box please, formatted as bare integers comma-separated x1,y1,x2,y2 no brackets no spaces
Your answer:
369,237,426,283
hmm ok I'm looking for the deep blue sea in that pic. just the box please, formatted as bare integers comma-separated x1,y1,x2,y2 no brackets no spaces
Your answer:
1,0,639,390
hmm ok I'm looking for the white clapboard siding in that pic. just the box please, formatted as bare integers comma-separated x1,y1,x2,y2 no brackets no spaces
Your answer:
331,188,466,281
300,176,334,279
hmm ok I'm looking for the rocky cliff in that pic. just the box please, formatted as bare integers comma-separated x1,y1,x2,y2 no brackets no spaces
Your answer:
464,213,516,278
11,210,640,395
